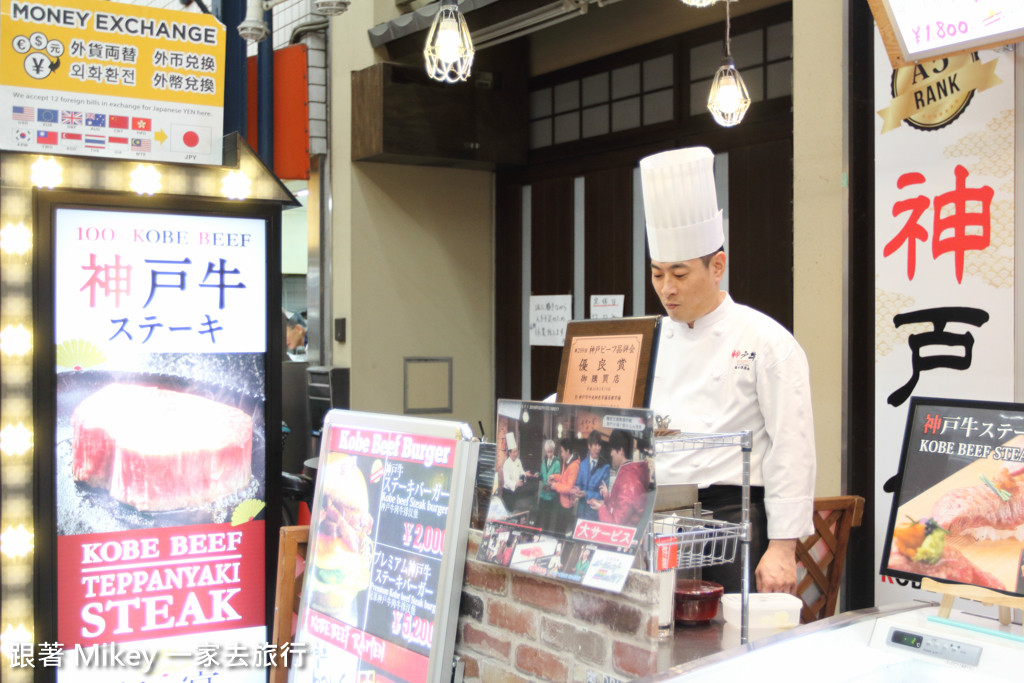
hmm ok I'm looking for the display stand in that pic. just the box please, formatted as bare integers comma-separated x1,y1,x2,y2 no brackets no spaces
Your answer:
646,430,753,643
922,578,1024,635
271,526,310,683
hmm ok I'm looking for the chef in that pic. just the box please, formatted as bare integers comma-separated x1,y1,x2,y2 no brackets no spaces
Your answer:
641,146,816,594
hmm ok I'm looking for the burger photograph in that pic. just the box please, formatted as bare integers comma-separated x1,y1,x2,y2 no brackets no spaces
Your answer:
309,453,376,625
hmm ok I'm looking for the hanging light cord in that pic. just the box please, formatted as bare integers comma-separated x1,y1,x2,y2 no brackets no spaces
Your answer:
724,0,732,58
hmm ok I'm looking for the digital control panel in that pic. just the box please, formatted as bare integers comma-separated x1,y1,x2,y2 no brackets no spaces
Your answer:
887,627,983,667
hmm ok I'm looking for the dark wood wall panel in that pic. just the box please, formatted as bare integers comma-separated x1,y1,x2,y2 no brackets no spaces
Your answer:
584,167,635,316
495,177,523,401
726,138,794,331
529,176,575,400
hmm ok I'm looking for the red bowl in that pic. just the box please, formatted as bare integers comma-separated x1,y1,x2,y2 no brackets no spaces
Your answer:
674,579,724,625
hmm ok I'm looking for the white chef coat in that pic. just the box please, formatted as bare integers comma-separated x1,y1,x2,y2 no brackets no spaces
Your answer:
503,456,526,491
650,293,816,539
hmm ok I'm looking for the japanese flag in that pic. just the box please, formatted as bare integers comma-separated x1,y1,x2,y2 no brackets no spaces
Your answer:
170,124,212,154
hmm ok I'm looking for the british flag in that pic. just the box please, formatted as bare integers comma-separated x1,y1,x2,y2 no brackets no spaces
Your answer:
62,110,83,126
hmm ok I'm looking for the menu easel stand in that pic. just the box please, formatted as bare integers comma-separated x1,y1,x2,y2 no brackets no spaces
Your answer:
922,578,1024,636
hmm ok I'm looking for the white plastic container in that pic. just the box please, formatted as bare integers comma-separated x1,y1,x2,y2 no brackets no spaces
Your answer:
721,592,802,630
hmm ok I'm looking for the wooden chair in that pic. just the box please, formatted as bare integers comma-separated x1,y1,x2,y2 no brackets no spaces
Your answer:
795,495,864,623
270,525,310,683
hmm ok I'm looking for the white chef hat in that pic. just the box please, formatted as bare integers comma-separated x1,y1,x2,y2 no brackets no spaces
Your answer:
640,146,723,263
505,432,517,451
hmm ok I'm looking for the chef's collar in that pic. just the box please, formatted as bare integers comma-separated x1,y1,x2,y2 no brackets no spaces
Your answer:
664,292,733,333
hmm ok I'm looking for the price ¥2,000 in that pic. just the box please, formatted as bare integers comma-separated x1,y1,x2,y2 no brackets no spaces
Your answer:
401,523,445,555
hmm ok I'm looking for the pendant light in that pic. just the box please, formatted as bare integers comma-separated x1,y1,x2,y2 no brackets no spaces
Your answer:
706,0,750,127
424,1,475,83
680,0,719,7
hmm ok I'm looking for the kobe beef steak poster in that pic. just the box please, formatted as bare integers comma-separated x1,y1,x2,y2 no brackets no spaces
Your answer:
882,397,1024,596
291,409,478,683
52,206,269,681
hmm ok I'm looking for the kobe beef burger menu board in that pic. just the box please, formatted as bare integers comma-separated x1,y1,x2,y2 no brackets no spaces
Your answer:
291,409,478,683
51,206,269,681
882,397,1024,596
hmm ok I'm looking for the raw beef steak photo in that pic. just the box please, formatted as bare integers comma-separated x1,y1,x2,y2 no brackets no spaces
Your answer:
71,383,254,511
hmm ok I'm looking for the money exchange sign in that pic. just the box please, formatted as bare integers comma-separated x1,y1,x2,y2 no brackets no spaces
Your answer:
1,0,225,163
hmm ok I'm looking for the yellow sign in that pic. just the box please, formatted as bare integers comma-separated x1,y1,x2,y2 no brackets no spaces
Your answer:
2,0,225,163
877,54,1002,134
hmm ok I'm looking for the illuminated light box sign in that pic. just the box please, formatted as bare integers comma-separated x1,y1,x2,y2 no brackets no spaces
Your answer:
51,205,269,682
0,0,225,163
881,397,1024,596
478,400,656,594
869,0,1024,66
291,410,478,683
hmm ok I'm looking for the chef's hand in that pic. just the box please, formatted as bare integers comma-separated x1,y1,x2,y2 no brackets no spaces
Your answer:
755,539,797,594
598,482,608,498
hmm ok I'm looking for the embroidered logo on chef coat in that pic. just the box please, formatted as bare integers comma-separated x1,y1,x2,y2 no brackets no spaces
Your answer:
731,349,756,372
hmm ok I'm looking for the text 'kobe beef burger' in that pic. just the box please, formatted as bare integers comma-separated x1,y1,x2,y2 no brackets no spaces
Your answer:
311,456,374,612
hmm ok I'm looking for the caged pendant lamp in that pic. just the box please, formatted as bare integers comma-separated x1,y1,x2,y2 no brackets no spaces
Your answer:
706,0,751,127
424,1,475,83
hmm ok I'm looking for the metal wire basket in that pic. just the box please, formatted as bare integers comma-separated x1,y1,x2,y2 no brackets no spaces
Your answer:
647,513,744,571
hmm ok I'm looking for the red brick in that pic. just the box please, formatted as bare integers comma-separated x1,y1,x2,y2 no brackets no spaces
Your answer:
465,559,509,594
644,614,660,639
540,617,606,665
511,575,568,614
612,641,658,679
480,660,532,683
488,600,537,638
515,644,569,683
467,530,481,556
462,623,512,660
461,591,485,621
621,571,658,604
460,652,480,679
571,593,644,634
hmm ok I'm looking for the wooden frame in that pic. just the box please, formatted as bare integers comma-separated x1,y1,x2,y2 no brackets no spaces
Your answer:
795,496,865,623
270,525,309,683
556,316,660,409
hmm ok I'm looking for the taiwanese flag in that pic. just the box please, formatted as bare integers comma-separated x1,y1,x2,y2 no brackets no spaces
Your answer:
37,130,58,145
108,136,129,145
108,115,130,129
132,117,152,131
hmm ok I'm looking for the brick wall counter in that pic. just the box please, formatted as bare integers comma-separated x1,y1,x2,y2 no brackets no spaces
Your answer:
455,531,664,683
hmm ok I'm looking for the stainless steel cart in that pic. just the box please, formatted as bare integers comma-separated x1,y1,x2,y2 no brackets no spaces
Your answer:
645,430,753,643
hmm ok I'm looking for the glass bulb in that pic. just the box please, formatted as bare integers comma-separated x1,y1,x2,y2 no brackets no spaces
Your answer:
436,17,461,64
1,525,33,558
0,422,32,456
713,74,742,114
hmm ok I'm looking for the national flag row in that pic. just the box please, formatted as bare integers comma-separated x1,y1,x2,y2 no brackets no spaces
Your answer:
14,129,152,151
12,106,152,131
